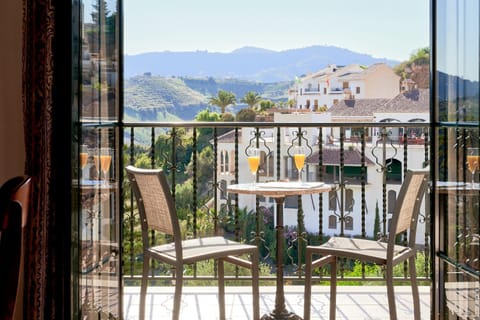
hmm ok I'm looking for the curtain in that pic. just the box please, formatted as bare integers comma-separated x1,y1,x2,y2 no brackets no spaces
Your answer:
22,0,71,318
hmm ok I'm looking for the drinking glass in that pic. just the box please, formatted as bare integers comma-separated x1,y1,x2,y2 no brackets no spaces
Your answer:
467,148,479,187
247,147,260,188
293,145,306,183
99,148,112,184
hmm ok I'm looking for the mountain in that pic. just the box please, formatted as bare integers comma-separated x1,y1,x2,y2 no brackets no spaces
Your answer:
437,71,479,121
437,71,479,101
124,45,399,82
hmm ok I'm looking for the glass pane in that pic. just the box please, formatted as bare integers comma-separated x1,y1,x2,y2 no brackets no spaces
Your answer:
77,127,121,318
435,0,479,123
435,0,480,318
435,124,480,313
81,0,119,121
443,262,480,319
74,0,121,318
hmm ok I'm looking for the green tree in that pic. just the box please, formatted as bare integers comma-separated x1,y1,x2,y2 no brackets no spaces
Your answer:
236,108,256,122
394,46,430,80
287,99,296,108
175,182,193,220
240,91,262,109
317,105,328,112
195,108,220,122
194,108,230,147
409,47,430,65
153,129,192,183
208,90,236,114
186,146,214,195
258,100,275,113
220,112,235,122
194,109,220,150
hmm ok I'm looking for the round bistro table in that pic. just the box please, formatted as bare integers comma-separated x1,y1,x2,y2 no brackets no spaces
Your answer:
227,181,332,320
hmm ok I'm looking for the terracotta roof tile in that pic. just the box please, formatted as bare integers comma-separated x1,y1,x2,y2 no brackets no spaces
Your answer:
329,89,429,117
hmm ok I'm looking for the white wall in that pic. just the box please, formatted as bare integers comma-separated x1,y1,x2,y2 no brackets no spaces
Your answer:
0,1,25,184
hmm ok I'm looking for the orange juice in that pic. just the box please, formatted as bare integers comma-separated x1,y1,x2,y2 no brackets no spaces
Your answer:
248,156,260,174
467,155,480,172
80,152,88,169
294,154,305,170
100,155,112,172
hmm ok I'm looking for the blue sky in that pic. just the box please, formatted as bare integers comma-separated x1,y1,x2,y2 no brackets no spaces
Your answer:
123,0,429,61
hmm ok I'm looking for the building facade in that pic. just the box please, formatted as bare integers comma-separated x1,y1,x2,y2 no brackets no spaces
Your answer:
288,63,401,110
216,89,429,244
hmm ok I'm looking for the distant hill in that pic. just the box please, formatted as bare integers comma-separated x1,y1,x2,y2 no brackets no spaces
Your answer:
124,75,293,121
124,45,399,82
124,76,208,121
437,71,479,121
437,71,479,101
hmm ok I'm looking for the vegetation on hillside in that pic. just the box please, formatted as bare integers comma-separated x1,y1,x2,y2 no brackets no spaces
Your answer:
125,76,206,109
124,75,292,122
394,47,430,88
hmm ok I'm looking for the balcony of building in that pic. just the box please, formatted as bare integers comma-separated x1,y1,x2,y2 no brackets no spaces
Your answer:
123,285,431,319
80,120,436,319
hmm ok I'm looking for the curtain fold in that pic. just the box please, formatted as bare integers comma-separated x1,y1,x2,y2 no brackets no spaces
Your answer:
22,0,71,318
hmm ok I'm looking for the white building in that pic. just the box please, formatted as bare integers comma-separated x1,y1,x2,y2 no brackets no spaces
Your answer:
288,63,401,110
216,89,429,245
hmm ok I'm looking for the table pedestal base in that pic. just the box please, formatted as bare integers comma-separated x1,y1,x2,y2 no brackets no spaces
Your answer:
261,311,303,320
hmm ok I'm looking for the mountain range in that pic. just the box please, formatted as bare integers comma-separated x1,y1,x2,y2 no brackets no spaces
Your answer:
124,45,399,82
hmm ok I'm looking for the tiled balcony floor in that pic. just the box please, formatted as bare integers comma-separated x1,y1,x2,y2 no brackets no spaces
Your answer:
124,285,430,319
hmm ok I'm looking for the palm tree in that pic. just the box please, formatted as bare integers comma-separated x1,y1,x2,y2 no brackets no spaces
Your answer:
208,90,236,114
240,91,262,110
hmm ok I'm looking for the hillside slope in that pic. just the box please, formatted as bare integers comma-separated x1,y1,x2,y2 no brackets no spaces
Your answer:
124,75,292,121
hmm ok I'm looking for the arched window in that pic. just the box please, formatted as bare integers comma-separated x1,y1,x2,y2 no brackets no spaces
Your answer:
386,158,402,183
285,196,298,209
328,215,337,229
220,150,225,173
345,189,354,212
378,118,401,123
329,190,337,211
224,151,229,173
229,150,236,174
220,180,227,199
345,216,354,230
219,150,231,174
388,190,397,214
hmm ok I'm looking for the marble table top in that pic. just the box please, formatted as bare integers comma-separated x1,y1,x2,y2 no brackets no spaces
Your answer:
227,181,332,198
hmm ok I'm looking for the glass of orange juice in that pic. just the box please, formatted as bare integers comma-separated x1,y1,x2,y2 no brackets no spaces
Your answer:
80,145,89,169
467,148,480,187
293,145,306,183
247,147,260,188
99,148,112,184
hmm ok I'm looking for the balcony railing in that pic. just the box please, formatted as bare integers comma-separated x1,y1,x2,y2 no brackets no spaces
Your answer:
122,121,431,285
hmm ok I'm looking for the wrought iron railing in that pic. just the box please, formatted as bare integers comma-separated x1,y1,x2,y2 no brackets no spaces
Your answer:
122,121,431,285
